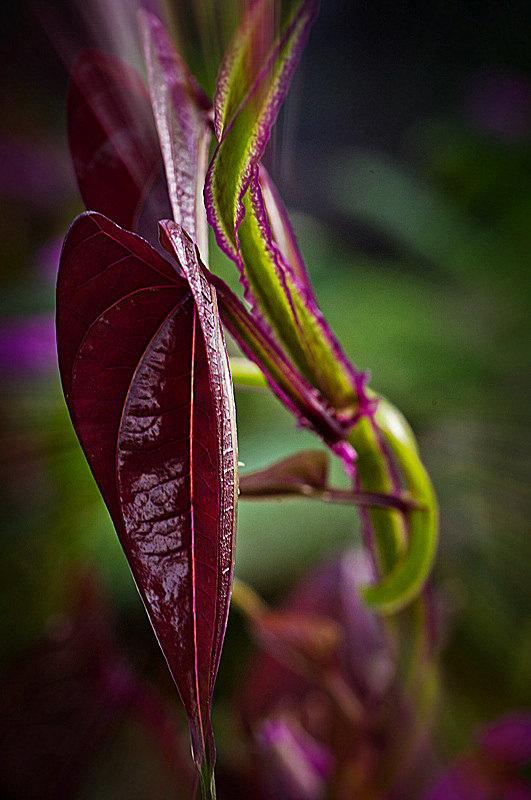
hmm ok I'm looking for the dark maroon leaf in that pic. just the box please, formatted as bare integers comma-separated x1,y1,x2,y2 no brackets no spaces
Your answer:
239,450,416,512
140,11,213,262
240,450,329,497
67,51,171,249
159,217,238,738
56,211,237,783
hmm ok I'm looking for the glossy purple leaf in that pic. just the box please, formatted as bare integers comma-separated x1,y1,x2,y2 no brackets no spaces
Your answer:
67,50,171,249
159,218,238,710
140,11,213,263
56,211,238,786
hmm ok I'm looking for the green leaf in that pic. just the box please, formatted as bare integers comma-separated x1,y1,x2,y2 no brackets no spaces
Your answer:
205,0,366,412
207,0,319,260
208,271,348,446
238,174,363,411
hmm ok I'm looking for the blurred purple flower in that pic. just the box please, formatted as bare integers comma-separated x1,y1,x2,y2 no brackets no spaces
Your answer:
465,69,531,141
239,549,438,800
0,314,57,376
423,713,531,800
257,716,334,800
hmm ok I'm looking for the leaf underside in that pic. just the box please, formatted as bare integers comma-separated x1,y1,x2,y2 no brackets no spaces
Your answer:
67,50,171,251
56,211,237,774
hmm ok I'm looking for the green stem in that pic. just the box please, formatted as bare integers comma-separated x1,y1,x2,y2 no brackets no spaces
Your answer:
360,397,439,615
199,757,217,800
229,356,268,388
347,395,439,702
230,358,438,616
347,413,407,575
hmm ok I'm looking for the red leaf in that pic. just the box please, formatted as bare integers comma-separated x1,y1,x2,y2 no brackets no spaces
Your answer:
159,220,238,684
239,450,329,498
56,211,237,779
67,51,171,248
140,11,213,262
239,450,415,512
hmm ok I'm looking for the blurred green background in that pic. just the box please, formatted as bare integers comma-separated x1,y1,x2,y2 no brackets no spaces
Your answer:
0,0,530,795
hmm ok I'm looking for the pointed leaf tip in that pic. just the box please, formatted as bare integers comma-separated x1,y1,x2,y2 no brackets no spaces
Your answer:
205,0,320,262
140,11,213,261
